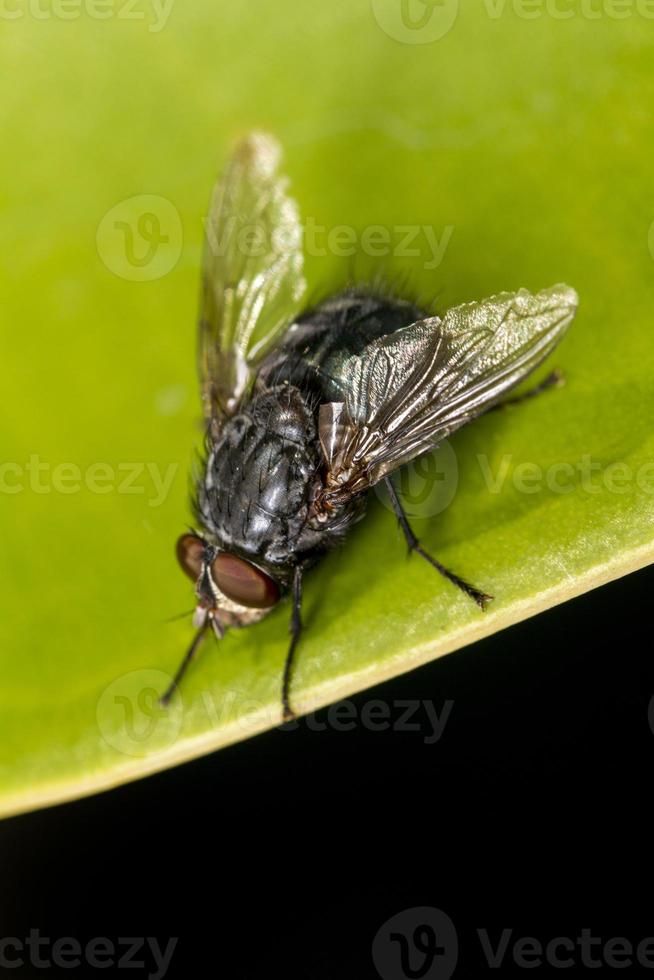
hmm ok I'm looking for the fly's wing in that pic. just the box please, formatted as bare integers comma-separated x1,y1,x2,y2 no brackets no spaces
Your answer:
318,284,578,498
198,132,307,426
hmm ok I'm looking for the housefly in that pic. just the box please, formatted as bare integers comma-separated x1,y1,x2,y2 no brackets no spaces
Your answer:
162,132,578,719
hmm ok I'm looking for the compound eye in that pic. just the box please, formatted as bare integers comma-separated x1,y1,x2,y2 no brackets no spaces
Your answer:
176,534,205,581
211,554,279,609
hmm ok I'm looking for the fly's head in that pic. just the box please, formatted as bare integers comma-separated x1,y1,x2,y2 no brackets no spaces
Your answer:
176,533,282,631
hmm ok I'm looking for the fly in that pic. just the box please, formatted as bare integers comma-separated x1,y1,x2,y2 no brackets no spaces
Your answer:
161,132,578,719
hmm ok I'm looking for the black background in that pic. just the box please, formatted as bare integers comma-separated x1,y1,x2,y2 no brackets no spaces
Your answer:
1,564,653,978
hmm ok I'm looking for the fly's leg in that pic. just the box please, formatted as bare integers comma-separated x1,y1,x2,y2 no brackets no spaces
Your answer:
281,565,303,721
384,476,493,611
160,613,223,707
160,616,212,706
488,369,564,412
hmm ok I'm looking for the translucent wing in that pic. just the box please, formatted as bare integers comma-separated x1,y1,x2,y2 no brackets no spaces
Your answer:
198,132,307,423
318,284,578,498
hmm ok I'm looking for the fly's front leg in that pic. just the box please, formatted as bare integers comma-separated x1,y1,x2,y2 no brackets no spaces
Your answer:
488,369,564,412
384,476,492,610
281,565,303,721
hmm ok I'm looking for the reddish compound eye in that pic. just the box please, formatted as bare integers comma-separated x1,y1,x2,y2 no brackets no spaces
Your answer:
176,534,205,581
211,553,280,609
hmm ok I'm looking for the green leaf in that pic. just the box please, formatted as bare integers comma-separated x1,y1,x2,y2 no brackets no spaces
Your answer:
2,2,654,817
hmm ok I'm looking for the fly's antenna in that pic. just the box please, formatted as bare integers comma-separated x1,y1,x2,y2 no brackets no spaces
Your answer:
159,617,212,707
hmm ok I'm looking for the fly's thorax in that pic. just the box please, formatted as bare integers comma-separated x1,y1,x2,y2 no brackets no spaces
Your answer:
194,384,327,569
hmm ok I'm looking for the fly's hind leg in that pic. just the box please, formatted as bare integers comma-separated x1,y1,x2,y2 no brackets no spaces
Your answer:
381,369,562,609
489,369,564,412
384,476,493,611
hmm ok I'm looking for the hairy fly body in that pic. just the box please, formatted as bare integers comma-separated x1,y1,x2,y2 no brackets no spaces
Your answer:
163,133,579,719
